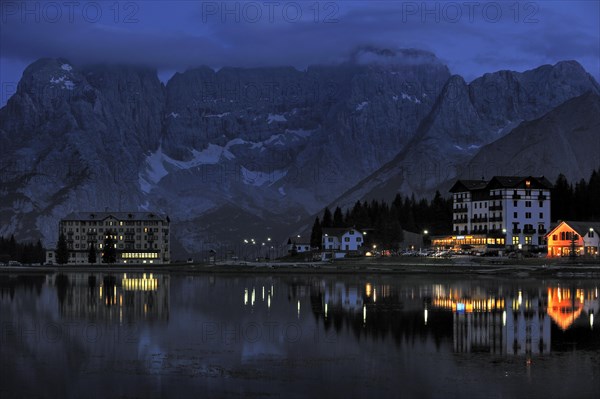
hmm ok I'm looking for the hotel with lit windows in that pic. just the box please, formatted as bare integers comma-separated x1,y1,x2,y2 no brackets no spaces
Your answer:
51,212,170,264
432,176,552,252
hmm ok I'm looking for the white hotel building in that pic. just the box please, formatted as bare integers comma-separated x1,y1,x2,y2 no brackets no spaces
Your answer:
48,212,171,264
433,176,552,251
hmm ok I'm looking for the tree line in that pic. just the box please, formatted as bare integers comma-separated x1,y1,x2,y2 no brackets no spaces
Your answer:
55,231,117,264
310,191,453,250
552,169,600,222
0,236,45,264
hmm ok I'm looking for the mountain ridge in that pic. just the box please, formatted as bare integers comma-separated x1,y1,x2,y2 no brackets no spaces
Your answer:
1,54,598,257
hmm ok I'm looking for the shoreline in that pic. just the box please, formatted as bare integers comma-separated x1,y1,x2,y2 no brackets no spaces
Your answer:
2,257,600,277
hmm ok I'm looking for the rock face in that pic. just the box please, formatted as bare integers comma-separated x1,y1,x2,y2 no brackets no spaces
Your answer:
463,92,600,184
1,53,598,257
330,61,600,209
0,50,451,255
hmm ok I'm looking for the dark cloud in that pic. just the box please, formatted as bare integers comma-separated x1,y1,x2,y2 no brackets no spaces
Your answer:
1,0,598,105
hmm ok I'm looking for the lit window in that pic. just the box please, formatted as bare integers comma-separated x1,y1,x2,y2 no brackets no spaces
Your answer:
512,236,519,245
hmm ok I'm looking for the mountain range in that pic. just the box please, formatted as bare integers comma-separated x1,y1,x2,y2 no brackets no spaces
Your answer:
1,49,598,257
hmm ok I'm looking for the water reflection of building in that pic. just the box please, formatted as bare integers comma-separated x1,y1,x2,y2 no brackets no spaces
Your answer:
49,272,169,322
431,286,600,354
432,291,551,355
547,287,599,330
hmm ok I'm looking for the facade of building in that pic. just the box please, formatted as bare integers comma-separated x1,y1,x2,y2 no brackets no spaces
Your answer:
287,242,312,253
546,221,600,258
433,176,552,252
322,228,364,252
53,212,171,264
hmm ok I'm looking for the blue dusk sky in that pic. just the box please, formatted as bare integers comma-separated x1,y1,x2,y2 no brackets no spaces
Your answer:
1,0,599,106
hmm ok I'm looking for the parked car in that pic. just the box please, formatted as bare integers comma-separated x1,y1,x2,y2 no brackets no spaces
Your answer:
8,260,22,266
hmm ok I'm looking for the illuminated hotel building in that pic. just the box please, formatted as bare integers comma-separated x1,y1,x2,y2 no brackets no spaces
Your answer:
432,176,552,252
55,212,170,264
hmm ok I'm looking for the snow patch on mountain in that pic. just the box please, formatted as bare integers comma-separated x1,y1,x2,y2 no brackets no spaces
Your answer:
205,112,230,118
50,75,75,90
356,101,369,111
267,113,287,124
241,167,287,187
168,112,180,118
139,143,238,192
264,128,315,146
61,64,73,71
401,93,421,104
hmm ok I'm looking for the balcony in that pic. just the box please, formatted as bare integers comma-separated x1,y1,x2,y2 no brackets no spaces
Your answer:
489,205,503,211
538,194,547,201
512,194,521,199
454,205,468,213
471,216,488,223
489,194,502,199
488,229,505,237
454,218,468,224
538,228,547,235
455,198,464,203
489,217,503,222
512,228,522,234
523,227,536,235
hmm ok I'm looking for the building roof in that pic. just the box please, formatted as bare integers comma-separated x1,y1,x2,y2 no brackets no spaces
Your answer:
487,176,553,190
449,180,488,193
450,176,553,193
62,211,169,222
322,227,362,237
547,220,600,237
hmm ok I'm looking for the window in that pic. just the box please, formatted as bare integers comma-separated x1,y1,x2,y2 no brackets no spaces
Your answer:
590,231,595,238
525,212,531,219
512,236,520,245
552,234,557,240
539,212,543,218
525,201,531,207
539,201,543,207
345,237,350,242
475,203,478,209
525,190,531,196
513,201,517,207
514,212,518,218
349,230,354,235
356,237,362,242
525,236,532,245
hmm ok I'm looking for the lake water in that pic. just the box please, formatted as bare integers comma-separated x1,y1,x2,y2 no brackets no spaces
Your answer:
1,271,599,398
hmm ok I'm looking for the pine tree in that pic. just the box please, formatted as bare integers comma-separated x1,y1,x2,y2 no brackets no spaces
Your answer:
310,217,323,249
102,230,117,264
88,242,97,264
333,207,344,227
56,233,69,264
322,207,333,228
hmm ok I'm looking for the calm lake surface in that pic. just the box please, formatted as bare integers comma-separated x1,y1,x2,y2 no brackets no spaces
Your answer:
1,271,599,398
